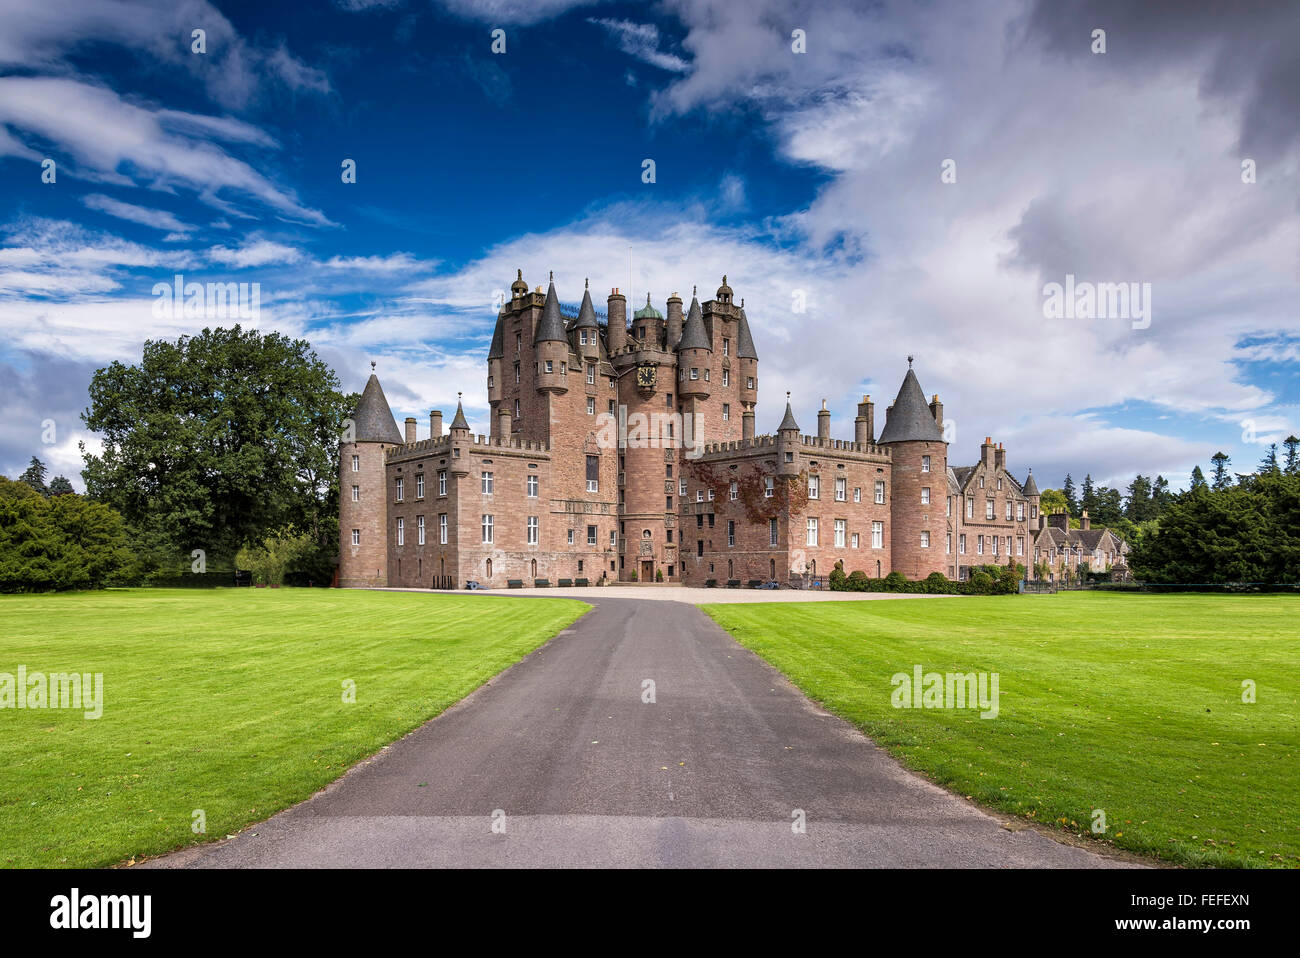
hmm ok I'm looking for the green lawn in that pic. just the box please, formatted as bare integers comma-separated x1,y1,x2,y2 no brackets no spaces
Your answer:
703,593,1300,868
0,588,587,867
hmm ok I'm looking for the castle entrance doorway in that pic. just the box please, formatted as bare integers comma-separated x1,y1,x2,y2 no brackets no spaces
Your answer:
640,559,653,581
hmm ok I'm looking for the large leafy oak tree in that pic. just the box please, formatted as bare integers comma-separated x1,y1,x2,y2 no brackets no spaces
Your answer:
81,326,353,572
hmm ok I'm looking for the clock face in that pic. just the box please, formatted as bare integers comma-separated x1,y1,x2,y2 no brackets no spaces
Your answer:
637,365,656,387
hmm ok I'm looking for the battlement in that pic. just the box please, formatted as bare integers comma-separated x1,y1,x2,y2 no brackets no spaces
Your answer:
694,434,891,460
387,432,551,464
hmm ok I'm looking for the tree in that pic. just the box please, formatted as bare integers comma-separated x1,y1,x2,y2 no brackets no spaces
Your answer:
1259,443,1280,475
18,456,48,496
47,476,74,496
1189,465,1207,492
0,477,130,591
81,325,352,571
1062,474,1078,515
236,529,312,586
1080,474,1096,516
1125,474,1153,522
1284,436,1299,475
1210,451,1232,491
1039,488,1068,517
1152,475,1173,514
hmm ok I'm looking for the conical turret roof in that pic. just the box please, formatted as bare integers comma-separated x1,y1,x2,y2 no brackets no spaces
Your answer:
778,401,800,432
449,399,469,431
736,306,758,359
573,280,599,330
351,373,404,444
878,364,944,444
534,275,567,343
1022,469,1039,496
487,313,505,359
677,294,711,351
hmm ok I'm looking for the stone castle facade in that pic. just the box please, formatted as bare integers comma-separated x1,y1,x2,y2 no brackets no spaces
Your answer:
338,272,1080,589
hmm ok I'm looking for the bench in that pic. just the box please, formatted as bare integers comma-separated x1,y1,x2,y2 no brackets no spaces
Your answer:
705,579,717,588
534,579,550,588
727,579,741,589
507,579,524,589
747,579,763,589
557,578,572,587
574,578,589,587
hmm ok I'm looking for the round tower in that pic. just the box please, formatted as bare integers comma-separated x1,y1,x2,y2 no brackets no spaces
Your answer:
338,367,404,588
878,357,948,580
534,273,569,395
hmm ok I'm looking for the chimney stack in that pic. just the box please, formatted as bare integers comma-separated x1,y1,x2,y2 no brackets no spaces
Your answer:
742,406,755,440
817,399,831,440
498,406,512,442
666,292,683,349
982,436,996,470
404,417,417,444
994,442,1006,471
430,410,442,438
1080,509,1090,531
929,394,944,435
607,288,627,354
855,395,874,445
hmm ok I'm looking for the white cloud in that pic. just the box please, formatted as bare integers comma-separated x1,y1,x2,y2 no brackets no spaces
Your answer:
81,194,195,236
589,19,690,73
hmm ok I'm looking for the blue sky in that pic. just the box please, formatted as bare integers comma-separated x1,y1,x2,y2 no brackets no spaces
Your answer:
1,0,1297,494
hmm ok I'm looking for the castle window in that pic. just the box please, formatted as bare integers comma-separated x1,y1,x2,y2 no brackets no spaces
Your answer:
966,497,973,518
690,368,699,380
514,399,520,418
567,529,574,545
728,521,735,547
785,451,794,462
587,525,597,546
439,514,447,544
872,521,883,549
586,455,599,493
396,478,404,502
418,515,426,545
1006,501,1013,521
806,517,818,546
834,520,846,548
770,518,779,546
921,487,930,505
959,534,966,554
666,530,672,543
852,532,860,549
854,486,861,503
666,464,673,478
351,455,359,472
416,475,425,498
707,488,715,501
946,532,952,554
544,360,553,374
764,476,775,498
587,363,595,384
1018,536,1025,556
514,363,520,384
560,362,566,375
610,530,616,549
679,479,686,495
527,475,538,497
978,477,984,488
352,529,360,546
608,400,616,415
579,331,588,345
722,403,730,421
696,490,704,503
986,499,994,520
729,481,738,501
527,516,538,545
808,475,819,499
1031,504,1038,519
921,531,930,549
351,485,359,502
875,480,885,505
396,517,405,546
704,369,710,381
747,377,754,390
666,393,673,408
997,478,1003,490
946,496,952,517
1017,502,1025,520
482,471,494,495
835,478,846,501
922,455,931,473
977,535,984,555
697,514,704,529
488,375,494,388
722,338,730,356
516,333,521,353
992,536,999,556
722,369,730,386
587,397,595,415
438,471,447,496
482,514,494,544
667,497,673,510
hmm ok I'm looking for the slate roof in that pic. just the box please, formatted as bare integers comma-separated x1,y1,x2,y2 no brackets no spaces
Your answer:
572,282,599,330
1022,469,1040,496
678,295,711,351
877,367,944,443
449,400,469,431
736,307,758,360
487,313,505,360
351,374,404,444
778,401,800,432
534,277,567,343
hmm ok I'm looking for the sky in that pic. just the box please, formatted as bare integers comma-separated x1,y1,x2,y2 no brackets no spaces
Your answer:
1,0,1297,494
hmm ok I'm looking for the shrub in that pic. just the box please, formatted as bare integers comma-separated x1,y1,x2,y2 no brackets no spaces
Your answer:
882,571,908,592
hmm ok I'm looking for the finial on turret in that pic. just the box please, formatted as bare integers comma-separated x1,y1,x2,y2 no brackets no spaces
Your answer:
722,274,727,285
821,398,827,410
908,354,914,368
585,277,589,288
370,360,376,371
517,269,522,280
549,270,553,282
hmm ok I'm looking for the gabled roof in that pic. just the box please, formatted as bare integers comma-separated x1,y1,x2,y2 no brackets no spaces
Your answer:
449,400,469,431
351,374,404,444
952,465,976,488
534,277,567,344
778,401,800,432
678,295,711,351
878,366,944,443
572,281,599,330
736,306,758,359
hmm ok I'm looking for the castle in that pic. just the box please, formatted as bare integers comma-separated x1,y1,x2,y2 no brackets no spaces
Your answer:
337,273,1125,589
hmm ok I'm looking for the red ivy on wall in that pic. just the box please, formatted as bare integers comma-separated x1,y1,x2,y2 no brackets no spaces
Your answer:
687,460,810,523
